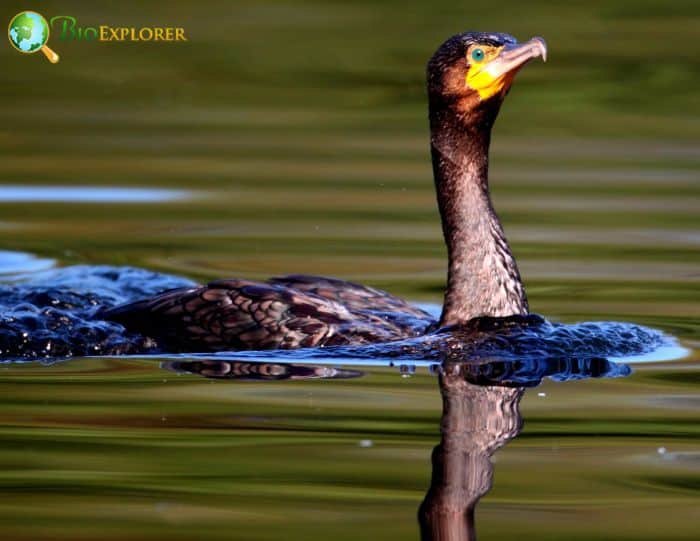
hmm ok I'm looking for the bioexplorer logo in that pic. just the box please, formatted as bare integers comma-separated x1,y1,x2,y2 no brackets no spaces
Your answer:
8,11,188,63
50,16,188,43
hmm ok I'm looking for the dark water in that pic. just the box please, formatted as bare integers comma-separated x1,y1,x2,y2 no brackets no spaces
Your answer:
0,325,696,541
1,0,699,539
0,259,694,541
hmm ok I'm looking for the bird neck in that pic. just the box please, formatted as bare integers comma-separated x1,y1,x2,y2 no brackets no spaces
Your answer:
418,371,524,540
430,105,528,326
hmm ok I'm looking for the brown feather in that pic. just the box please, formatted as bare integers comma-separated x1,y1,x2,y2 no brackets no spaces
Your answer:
102,276,433,352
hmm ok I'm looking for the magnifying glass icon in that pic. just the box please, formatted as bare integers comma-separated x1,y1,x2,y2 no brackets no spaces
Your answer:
8,11,60,64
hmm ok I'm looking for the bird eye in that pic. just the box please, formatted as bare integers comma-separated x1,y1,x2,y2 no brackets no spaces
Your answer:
471,48,485,62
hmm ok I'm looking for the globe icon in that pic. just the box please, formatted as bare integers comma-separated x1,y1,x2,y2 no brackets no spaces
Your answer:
8,11,59,63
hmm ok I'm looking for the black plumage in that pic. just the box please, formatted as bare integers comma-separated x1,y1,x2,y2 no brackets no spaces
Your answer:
102,32,548,352
103,276,434,352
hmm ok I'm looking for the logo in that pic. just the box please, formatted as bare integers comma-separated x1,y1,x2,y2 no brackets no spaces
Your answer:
50,16,188,43
8,11,188,63
8,11,59,63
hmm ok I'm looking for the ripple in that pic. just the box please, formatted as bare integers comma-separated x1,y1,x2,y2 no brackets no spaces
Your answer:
609,344,690,364
0,251,55,278
0,186,189,203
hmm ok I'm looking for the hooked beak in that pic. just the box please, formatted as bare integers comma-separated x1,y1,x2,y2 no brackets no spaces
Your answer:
484,37,547,79
467,36,547,101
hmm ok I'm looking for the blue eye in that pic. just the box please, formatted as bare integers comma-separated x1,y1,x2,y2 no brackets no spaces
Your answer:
471,48,485,62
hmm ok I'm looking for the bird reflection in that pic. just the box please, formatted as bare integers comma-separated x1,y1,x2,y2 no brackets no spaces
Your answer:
418,355,629,540
163,359,364,381
419,364,523,541
159,354,630,540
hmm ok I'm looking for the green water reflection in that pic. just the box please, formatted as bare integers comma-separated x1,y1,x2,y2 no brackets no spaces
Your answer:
0,359,698,540
0,0,698,539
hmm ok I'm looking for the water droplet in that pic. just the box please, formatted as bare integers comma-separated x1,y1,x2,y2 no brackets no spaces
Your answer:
399,364,416,378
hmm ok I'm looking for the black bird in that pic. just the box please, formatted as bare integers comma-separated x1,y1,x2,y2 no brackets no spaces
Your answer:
102,32,548,352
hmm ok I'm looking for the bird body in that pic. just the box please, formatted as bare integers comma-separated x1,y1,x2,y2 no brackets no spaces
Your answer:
102,32,548,352
103,275,434,352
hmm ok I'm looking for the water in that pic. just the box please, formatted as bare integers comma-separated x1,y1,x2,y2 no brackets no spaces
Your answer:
1,354,697,540
1,1,698,539
0,186,189,203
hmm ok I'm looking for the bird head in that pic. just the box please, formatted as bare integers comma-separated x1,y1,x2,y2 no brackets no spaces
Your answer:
427,32,547,125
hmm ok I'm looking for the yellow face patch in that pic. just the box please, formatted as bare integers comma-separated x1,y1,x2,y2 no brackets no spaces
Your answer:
465,44,512,101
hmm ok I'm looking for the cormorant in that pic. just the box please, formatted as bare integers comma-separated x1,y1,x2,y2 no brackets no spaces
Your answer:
102,32,548,352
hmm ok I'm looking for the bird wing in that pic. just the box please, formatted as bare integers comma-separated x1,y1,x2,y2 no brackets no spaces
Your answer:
267,274,431,317
102,278,398,352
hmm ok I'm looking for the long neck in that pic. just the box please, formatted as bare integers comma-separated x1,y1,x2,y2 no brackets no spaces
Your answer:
418,371,524,541
430,105,528,326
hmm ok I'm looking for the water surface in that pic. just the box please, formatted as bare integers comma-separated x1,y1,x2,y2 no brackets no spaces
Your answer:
0,186,189,203
0,1,698,539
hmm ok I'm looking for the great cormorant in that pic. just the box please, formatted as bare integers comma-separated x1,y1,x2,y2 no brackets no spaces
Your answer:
102,32,548,352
